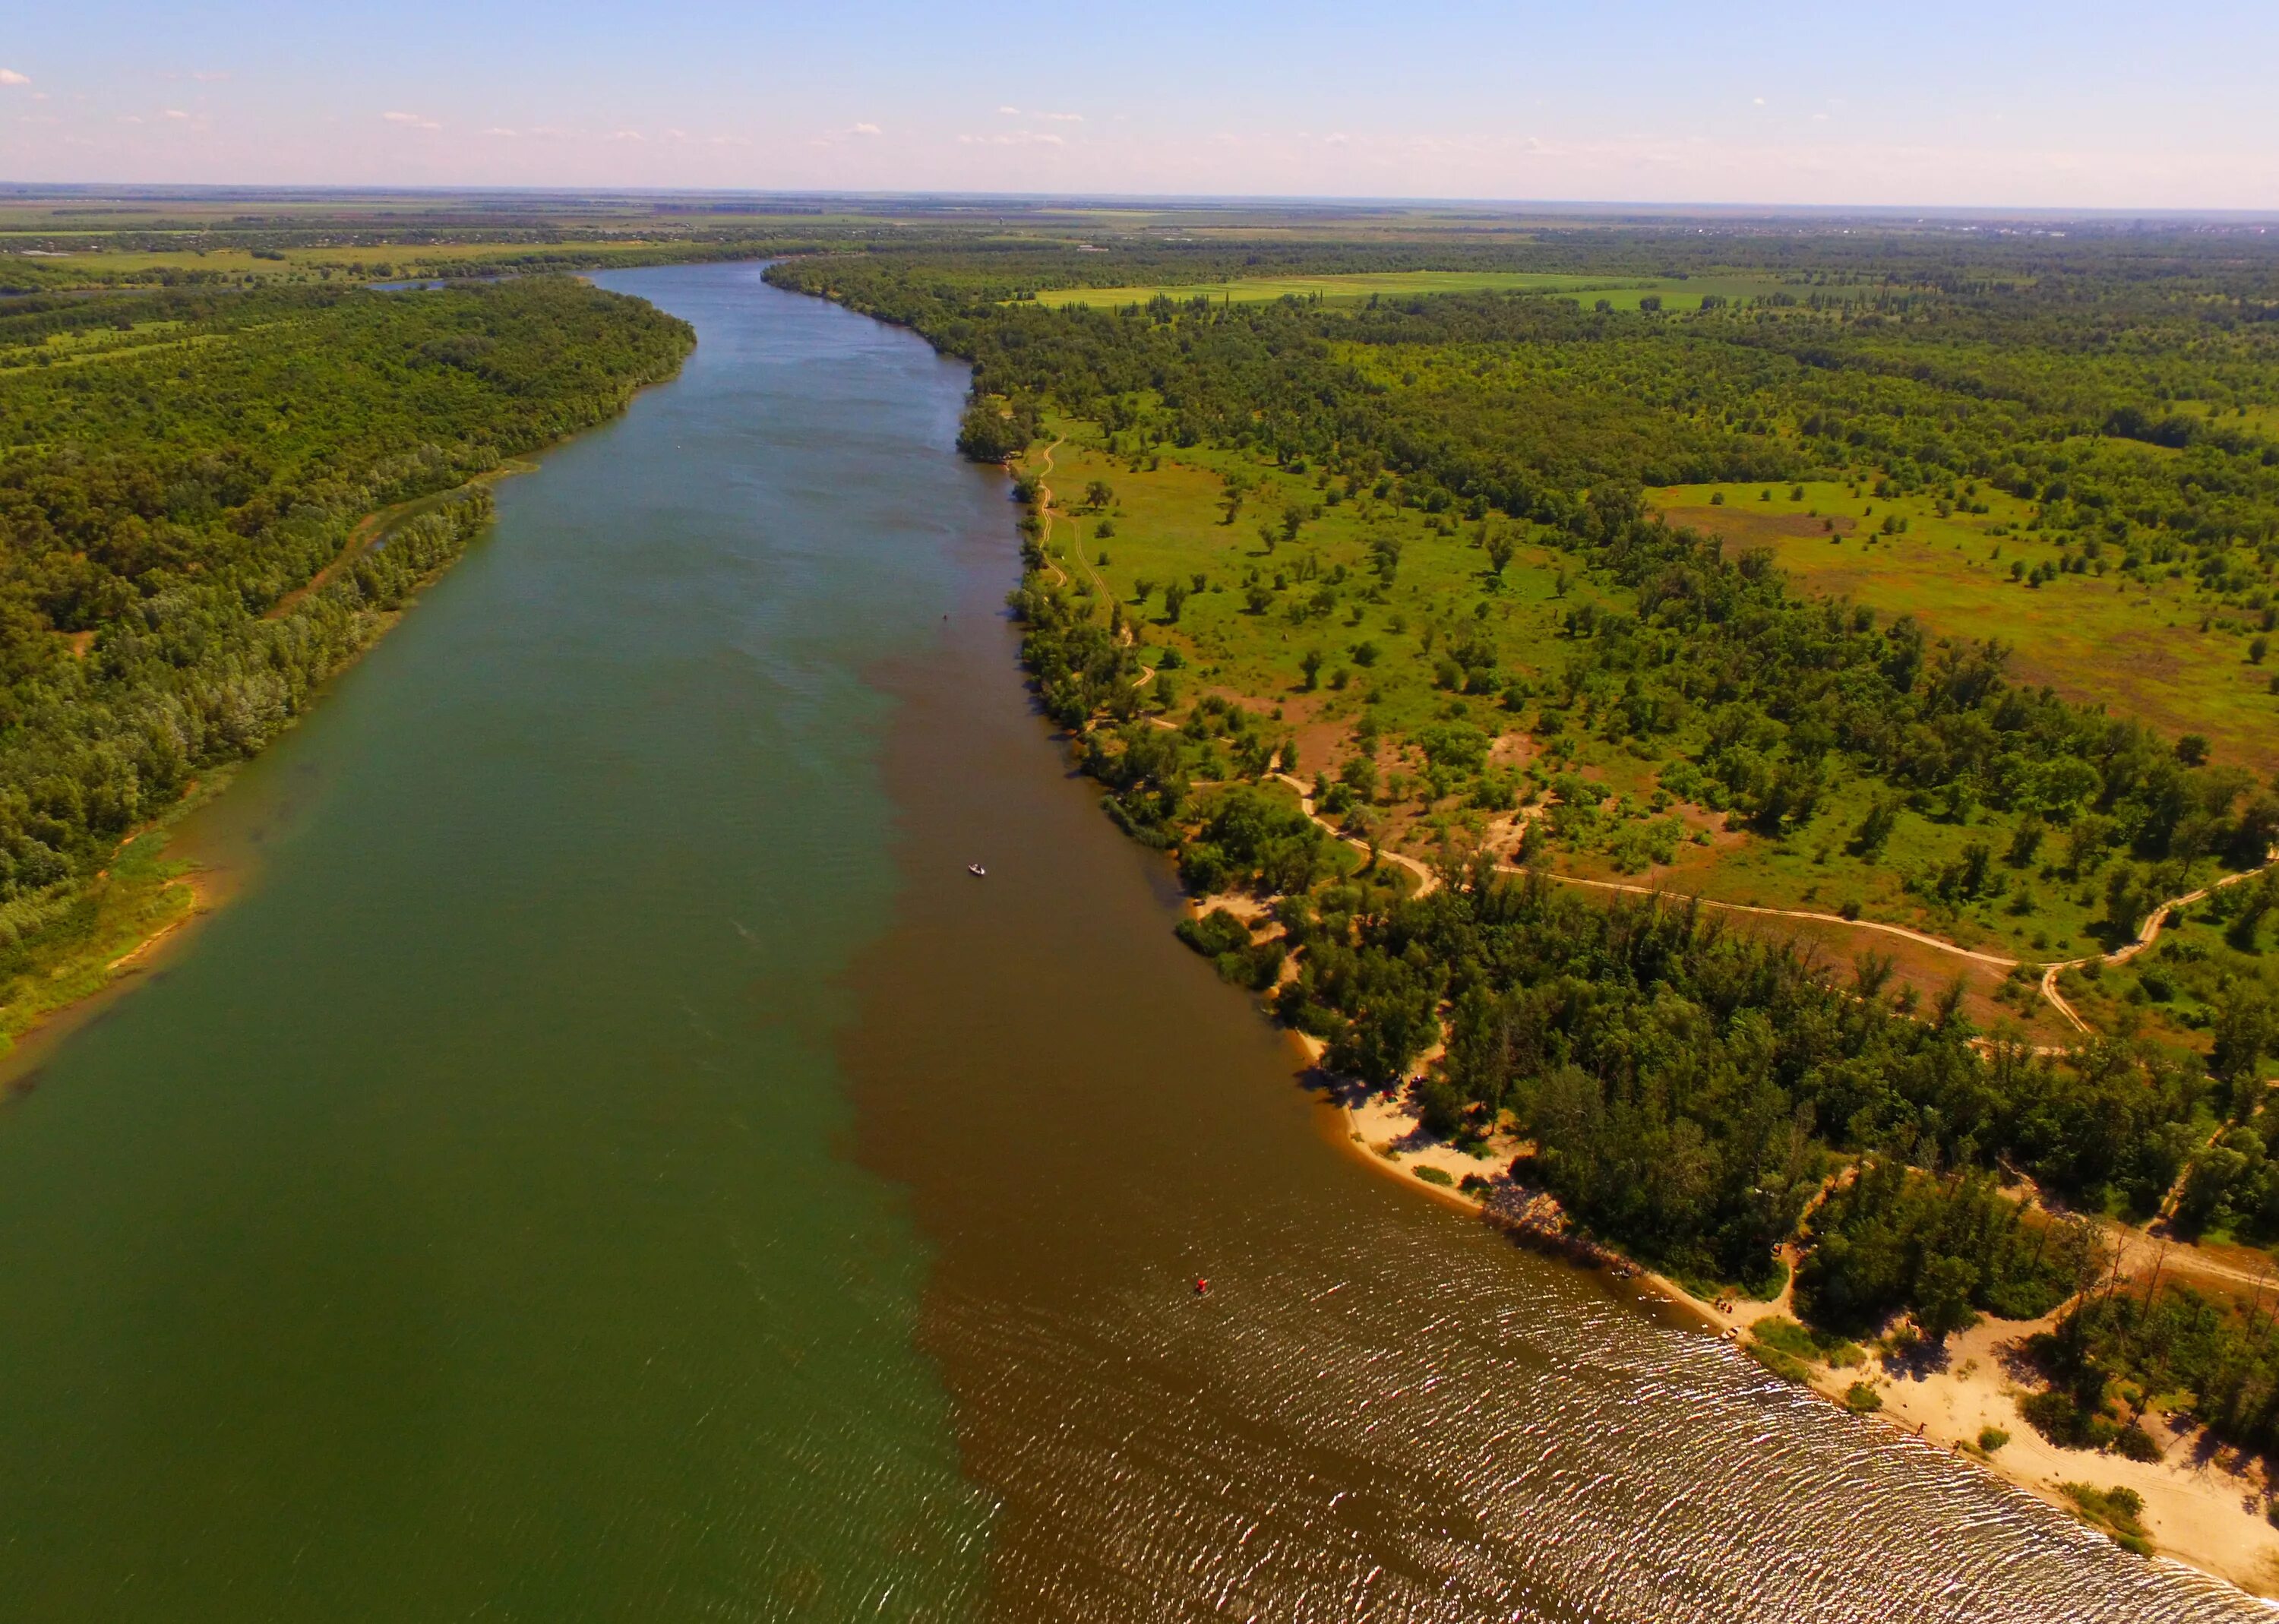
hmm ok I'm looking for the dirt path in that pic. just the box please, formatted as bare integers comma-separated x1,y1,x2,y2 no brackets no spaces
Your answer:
2040,856,2277,1034
1271,773,1440,897
1028,438,1108,598
1490,864,2024,967
267,508,393,621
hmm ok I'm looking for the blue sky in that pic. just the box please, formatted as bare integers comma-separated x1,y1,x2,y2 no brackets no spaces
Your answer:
5,2,2276,207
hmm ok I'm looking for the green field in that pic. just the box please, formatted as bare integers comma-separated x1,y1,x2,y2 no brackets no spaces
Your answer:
1030,270,1791,311
1651,478,2279,782
0,238,688,287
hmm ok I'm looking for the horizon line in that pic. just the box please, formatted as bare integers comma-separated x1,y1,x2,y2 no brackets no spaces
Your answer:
5,181,2279,225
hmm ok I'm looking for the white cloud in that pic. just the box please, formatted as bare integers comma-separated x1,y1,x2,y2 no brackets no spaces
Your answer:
1034,111,1083,122
850,122,881,136
0,69,29,87
959,130,1065,147
1753,96,1766,106
997,105,1019,115
382,110,441,129
191,71,230,83
163,108,191,121
481,126,518,137
611,128,644,141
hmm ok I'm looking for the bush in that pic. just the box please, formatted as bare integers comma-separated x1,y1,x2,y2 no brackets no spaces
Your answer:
1751,1316,1819,1360
1413,1164,1455,1187
1176,908,1253,958
1746,1341,1813,1384
1977,1425,2011,1452
1843,1381,1883,1414
2062,1483,2151,1556
2018,1389,2119,1450
2113,1423,2163,1462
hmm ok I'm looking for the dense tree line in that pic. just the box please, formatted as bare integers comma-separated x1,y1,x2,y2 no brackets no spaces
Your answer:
0,277,693,965
1266,864,2178,1298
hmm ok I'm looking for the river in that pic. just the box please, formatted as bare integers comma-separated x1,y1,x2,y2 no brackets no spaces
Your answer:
0,261,2255,1621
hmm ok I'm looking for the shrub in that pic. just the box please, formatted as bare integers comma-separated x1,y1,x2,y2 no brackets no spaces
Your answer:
2018,1389,2119,1450
2062,1483,2151,1556
1413,1164,1455,1188
1977,1426,2010,1452
2112,1423,2163,1462
1843,1382,1883,1414
1746,1341,1812,1384
1751,1316,1819,1360
1176,908,1253,958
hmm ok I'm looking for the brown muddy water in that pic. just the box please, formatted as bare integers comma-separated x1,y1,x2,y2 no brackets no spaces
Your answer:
839,365,2258,1624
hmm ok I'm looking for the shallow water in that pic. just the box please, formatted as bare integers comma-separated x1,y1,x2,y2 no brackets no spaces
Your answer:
0,262,2257,1620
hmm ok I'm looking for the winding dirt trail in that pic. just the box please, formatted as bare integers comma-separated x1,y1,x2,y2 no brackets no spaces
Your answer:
2038,859,2275,1034
1270,773,1440,896
1028,438,1114,600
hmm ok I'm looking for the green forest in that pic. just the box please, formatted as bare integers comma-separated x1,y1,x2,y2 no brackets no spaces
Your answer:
770,228,2279,1458
0,276,693,1027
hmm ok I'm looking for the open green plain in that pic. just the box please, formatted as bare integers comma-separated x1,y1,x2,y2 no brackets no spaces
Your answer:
1030,269,1793,310
1651,477,2279,782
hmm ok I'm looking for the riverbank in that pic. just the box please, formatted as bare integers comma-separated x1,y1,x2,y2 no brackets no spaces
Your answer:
0,472,535,1075
0,773,230,1074
1302,1022,2279,1600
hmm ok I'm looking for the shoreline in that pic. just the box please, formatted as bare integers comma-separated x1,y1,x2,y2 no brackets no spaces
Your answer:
0,475,538,1082
1291,1019,2279,1600
0,337,696,1079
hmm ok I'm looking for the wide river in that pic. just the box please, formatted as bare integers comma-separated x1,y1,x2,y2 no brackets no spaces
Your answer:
0,263,2257,1621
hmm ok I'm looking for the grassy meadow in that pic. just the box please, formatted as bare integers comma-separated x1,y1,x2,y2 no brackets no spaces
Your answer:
1031,270,1791,311
1650,478,2279,781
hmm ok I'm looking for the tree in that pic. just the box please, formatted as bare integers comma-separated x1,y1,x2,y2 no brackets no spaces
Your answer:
1914,1253,1982,1343
1083,479,1114,510
1484,530,1516,579
1301,648,1324,690
1852,796,1900,858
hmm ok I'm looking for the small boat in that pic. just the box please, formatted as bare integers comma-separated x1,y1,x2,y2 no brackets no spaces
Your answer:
1193,1277,1210,1297
968,862,987,877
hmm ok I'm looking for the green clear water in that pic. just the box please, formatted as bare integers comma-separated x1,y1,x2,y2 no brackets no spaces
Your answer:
0,264,992,1621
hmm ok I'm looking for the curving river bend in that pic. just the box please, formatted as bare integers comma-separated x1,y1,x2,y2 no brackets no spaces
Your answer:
0,263,2256,1621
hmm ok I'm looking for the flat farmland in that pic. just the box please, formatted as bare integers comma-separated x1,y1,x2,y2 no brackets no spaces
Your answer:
1032,270,1791,311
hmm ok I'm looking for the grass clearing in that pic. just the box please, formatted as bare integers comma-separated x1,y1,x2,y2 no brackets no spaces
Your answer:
1652,477,2279,782
1031,270,1789,312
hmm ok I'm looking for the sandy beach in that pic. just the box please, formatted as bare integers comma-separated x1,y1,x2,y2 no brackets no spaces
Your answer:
1285,1022,2279,1601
